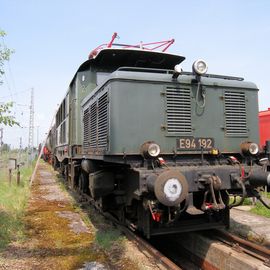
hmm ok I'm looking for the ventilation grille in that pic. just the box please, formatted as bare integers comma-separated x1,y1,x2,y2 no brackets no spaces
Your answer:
83,108,90,150
83,92,109,152
166,87,192,134
224,91,247,136
89,101,97,148
97,92,109,148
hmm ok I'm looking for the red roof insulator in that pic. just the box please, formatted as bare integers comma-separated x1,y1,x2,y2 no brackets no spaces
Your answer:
162,39,175,52
88,49,98,59
88,33,175,59
108,32,118,48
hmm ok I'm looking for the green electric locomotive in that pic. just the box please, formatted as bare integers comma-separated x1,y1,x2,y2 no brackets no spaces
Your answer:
48,34,270,238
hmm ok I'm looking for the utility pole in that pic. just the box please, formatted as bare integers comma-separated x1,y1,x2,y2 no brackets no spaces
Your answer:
28,88,34,164
18,136,22,162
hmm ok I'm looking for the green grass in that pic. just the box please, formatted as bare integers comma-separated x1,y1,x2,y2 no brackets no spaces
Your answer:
229,196,253,206
249,192,270,218
0,165,32,249
250,201,270,218
95,229,124,250
230,191,270,218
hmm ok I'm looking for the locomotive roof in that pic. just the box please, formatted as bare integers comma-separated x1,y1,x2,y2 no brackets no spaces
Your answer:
71,48,258,91
77,48,185,72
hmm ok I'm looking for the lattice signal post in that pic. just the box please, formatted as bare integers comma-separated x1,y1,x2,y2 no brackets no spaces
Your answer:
28,88,34,162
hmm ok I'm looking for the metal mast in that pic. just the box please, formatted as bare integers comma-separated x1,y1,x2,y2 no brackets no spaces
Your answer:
18,136,22,162
28,88,34,160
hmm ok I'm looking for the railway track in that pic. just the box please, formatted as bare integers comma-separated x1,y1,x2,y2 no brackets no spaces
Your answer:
152,229,270,270
65,179,270,270
118,224,182,270
213,230,270,267
112,217,270,270
73,190,182,270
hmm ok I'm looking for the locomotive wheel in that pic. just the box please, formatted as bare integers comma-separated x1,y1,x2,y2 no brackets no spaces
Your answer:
53,157,59,171
64,164,69,183
79,172,89,194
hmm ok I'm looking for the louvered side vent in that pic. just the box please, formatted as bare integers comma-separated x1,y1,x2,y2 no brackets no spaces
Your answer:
224,91,247,136
90,101,97,148
166,87,192,134
83,108,90,150
97,92,109,149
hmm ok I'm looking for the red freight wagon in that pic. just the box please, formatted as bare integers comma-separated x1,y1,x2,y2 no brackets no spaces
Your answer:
259,108,270,148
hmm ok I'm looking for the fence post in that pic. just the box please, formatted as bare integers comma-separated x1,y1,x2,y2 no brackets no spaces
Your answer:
8,158,17,186
17,164,20,185
9,168,12,185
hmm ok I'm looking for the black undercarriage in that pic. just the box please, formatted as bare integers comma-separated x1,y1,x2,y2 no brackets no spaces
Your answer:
51,152,267,238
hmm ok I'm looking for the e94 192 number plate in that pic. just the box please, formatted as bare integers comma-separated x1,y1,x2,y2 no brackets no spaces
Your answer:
177,137,214,150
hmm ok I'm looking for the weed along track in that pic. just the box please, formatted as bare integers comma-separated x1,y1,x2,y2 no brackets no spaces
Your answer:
0,160,160,270
29,161,270,270
2,158,268,270
3,161,108,269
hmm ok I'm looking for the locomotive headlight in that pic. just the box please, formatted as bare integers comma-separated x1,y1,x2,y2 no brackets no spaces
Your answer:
240,141,259,156
248,143,259,155
192,59,208,75
148,143,160,157
140,141,161,158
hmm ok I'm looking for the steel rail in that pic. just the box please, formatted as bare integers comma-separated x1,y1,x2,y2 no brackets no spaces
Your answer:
215,229,270,266
120,226,182,270
78,192,182,270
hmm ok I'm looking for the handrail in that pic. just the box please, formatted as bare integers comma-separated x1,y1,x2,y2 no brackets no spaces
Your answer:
117,67,244,81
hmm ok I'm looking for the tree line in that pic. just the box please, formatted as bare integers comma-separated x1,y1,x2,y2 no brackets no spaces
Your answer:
0,29,18,127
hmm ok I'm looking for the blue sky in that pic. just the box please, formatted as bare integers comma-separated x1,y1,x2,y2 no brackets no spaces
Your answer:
1,0,270,148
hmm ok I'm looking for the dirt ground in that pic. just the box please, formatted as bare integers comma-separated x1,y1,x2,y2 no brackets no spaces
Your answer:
0,162,159,270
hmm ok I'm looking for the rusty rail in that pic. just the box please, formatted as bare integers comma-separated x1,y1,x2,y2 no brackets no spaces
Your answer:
215,229,270,267
121,226,182,270
78,192,182,270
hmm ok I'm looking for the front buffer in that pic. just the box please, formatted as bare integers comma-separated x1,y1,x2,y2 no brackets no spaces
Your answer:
131,164,270,238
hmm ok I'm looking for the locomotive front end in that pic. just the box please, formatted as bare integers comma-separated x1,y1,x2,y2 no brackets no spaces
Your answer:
79,47,270,238
110,61,269,236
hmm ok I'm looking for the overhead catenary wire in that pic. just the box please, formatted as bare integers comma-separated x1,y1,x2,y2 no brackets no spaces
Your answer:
0,88,39,150
0,88,32,100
